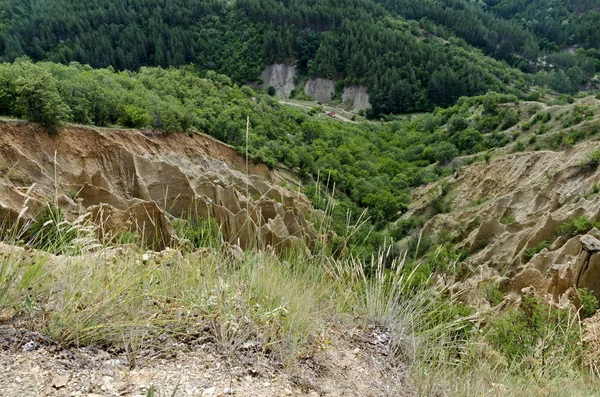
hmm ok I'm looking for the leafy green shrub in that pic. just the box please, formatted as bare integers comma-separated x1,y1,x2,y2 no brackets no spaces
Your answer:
407,231,432,259
581,149,600,169
485,282,504,306
542,111,552,123
436,229,453,245
308,106,323,115
513,141,526,152
447,114,468,134
267,86,276,96
391,216,425,240
500,214,515,225
118,105,152,129
499,109,519,130
486,295,581,369
534,124,550,135
523,240,551,262
578,288,599,319
527,91,542,102
9,61,72,134
557,216,598,238
430,194,451,215
425,243,468,275
588,183,600,198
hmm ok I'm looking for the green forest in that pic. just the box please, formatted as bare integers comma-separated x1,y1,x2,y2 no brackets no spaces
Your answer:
0,0,598,115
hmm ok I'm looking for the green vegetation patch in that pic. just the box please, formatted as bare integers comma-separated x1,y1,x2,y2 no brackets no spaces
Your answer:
557,216,599,239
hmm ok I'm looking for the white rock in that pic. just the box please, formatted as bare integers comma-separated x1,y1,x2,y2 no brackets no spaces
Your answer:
52,374,70,388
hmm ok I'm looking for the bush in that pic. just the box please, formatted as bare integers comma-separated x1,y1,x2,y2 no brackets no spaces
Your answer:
12,61,71,131
542,111,552,123
523,240,551,262
579,288,599,319
581,149,600,169
557,216,598,238
486,295,581,369
425,243,467,275
527,91,542,101
118,105,152,129
447,114,468,134
267,86,276,96
485,282,504,306
407,231,432,259
499,109,519,130
391,216,425,240
500,214,515,225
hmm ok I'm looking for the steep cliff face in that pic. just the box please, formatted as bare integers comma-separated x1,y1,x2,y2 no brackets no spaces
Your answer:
304,78,335,103
260,64,297,98
408,140,600,299
0,122,316,250
342,85,371,111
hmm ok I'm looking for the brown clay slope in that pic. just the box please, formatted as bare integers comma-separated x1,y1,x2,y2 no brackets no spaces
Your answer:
408,140,600,296
0,121,316,250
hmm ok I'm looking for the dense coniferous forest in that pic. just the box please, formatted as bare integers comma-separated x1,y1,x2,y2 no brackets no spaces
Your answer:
0,0,598,115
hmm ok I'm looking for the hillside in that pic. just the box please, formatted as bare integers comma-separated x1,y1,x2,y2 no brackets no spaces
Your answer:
2,0,598,115
0,121,316,251
2,2,600,394
4,114,600,395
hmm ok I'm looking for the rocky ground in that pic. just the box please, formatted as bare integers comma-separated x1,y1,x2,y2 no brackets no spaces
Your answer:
0,324,414,397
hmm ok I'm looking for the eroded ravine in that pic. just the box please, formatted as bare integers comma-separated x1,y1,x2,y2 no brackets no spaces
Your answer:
0,121,317,250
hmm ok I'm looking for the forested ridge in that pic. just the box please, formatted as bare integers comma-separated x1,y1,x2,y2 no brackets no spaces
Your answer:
1,0,598,115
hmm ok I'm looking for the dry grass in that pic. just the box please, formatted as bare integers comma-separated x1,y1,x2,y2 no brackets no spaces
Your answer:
1,205,600,395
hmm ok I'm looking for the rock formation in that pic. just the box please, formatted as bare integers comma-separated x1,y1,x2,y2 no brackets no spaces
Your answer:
0,121,317,250
342,85,371,111
304,78,335,103
407,138,600,302
260,64,297,98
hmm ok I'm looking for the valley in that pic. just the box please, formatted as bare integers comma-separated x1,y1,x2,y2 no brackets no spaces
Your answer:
2,0,600,396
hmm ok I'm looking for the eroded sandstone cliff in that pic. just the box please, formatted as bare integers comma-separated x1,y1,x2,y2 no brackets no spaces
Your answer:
406,139,600,302
0,121,316,250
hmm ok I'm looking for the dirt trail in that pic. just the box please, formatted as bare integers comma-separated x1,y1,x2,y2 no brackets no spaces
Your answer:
0,326,413,397
279,101,357,123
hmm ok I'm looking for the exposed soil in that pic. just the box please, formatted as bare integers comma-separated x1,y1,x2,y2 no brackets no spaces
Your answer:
0,324,414,397
0,121,316,251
